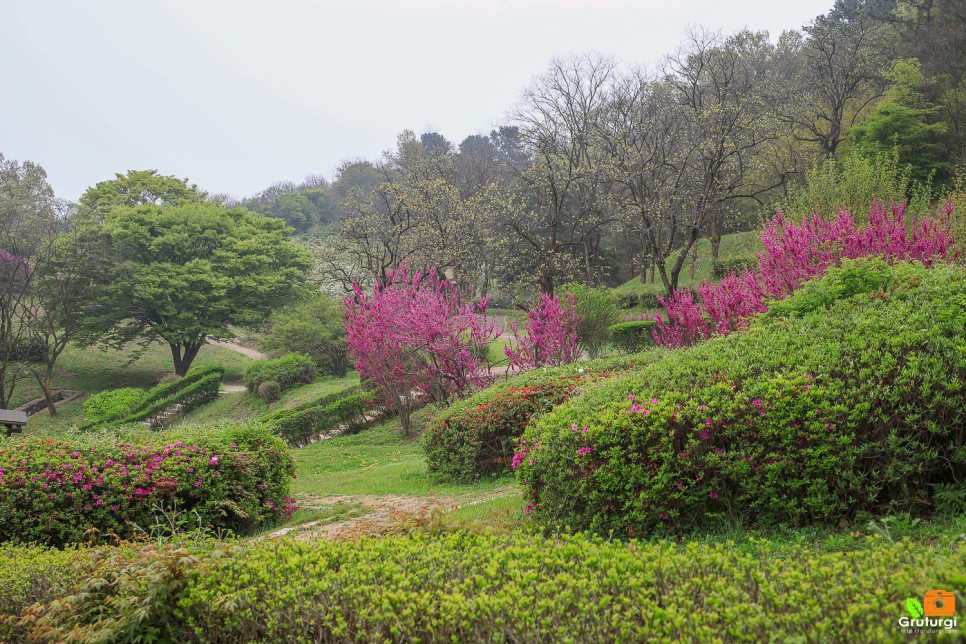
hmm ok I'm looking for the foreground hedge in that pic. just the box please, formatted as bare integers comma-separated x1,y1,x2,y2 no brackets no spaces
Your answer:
425,353,661,482
7,532,964,642
517,260,966,535
0,424,296,546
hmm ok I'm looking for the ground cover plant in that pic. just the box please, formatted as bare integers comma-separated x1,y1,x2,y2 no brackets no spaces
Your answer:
0,424,295,546
4,530,963,642
516,260,966,536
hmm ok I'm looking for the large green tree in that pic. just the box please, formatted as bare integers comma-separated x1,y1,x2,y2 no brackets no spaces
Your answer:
75,202,311,375
77,170,206,224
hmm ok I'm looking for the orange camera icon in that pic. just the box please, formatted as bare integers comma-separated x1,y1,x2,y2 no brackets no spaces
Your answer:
924,590,956,617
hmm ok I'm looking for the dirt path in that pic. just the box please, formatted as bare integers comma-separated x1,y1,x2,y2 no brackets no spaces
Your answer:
265,488,516,540
208,339,268,360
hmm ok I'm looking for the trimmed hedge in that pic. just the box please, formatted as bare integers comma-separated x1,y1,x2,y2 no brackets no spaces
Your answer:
262,394,369,447
424,353,663,482
77,367,225,431
616,291,663,310
82,388,146,422
260,389,370,447
0,424,296,546
244,353,316,394
8,532,964,642
517,260,966,535
608,320,657,353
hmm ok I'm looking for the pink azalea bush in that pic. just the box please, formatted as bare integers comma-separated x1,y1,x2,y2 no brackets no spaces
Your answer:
0,425,296,546
505,293,580,371
655,199,958,347
344,264,499,434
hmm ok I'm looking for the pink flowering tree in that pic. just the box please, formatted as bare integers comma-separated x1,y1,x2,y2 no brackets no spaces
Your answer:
505,293,580,371
655,199,958,347
344,264,499,435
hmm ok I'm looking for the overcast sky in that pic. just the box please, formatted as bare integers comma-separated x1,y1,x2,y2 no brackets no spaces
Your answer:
1,0,834,201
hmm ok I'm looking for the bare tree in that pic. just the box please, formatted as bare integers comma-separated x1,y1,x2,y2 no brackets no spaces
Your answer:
508,54,619,295
778,12,887,158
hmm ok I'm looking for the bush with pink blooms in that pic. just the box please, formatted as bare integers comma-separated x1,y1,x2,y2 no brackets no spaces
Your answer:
344,264,498,435
0,424,296,546
655,199,958,347
518,260,966,536
505,293,581,371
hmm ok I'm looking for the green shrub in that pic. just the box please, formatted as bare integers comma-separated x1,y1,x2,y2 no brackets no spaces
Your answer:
0,424,295,546
0,543,81,640
424,354,663,482
608,320,657,353
244,353,316,393
561,283,622,359
518,260,966,536
615,292,638,309
77,367,225,431
82,388,146,422
257,380,281,403
262,392,371,447
16,532,966,643
259,385,363,423
711,252,759,279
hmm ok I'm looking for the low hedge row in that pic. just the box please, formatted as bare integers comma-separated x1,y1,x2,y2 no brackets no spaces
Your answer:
6,532,963,642
0,424,296,546
244,353,316,395
263,393,370,447
425,353,662,482
518,260,966,536
77,367,225,431
608,320,657,353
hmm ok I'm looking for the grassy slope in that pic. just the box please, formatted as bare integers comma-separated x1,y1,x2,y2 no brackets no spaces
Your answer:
175,372,362,427
292,407,513,499
14,342,255,435
615,230,762,298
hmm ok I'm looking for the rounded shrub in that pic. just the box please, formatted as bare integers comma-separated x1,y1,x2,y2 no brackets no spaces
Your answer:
608,320,656,353
257,380,281,403
244,353,316,393
517,260,966,535
82,388,146,422
0,424,296,546
424,353,663,482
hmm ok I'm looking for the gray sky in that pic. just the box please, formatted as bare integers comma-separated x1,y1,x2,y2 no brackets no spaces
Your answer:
1,0,833,202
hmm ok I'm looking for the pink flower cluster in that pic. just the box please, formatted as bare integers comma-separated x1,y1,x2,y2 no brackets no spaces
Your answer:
655,199,958,347
344,263,499,413
505,293,580,371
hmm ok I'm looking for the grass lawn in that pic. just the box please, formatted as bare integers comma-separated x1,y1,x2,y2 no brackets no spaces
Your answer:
291,407,514,499
13,341,256,436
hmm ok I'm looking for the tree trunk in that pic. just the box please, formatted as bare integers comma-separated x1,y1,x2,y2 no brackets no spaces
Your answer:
171,340,205,377
41,371,56,417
